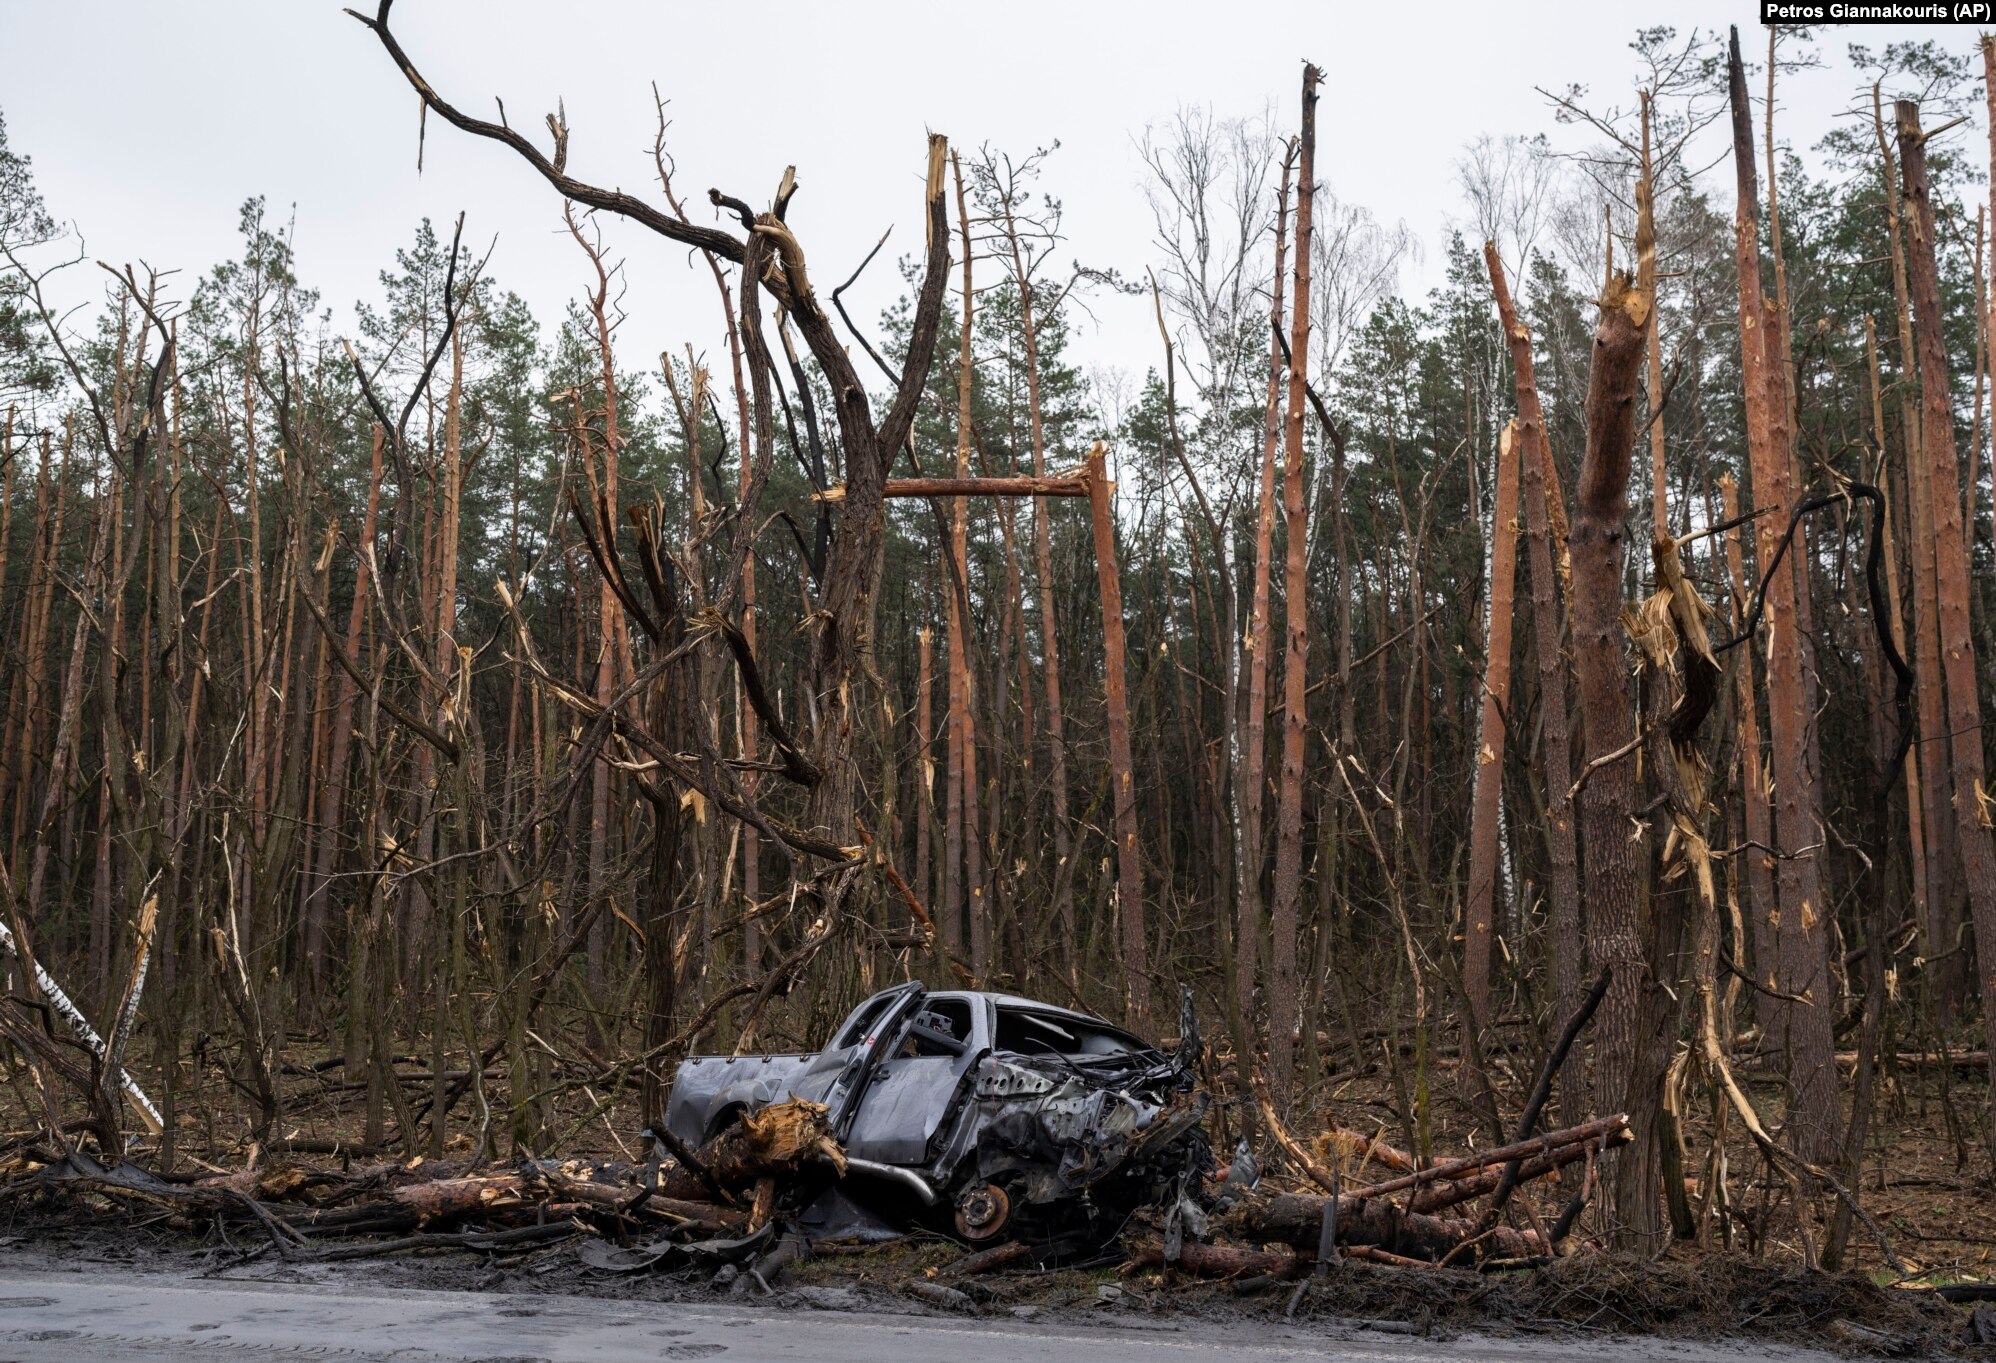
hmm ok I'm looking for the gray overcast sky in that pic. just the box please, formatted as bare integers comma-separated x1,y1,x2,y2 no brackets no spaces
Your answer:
0,2,1981,402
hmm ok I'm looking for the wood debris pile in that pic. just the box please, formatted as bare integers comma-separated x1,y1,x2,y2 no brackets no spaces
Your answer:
1129,1109,1633,1285
4,1098,839,1268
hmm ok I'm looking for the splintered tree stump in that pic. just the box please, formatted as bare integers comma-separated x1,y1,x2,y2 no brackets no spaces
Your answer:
1222,1192,1545,1263
656,1099,845,1201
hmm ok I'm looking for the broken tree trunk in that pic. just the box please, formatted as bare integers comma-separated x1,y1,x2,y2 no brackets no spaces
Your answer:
656,1099,845,1202
1464,420,1522,1034
1731,28,1840,1167
1236,141,1295,1103
1400,1134,1622,1216
1087,442,1150,1030
1485,242,1585,1126
1720,474,1778,999
1873,84,1955,1001
950,150,990,983
1343,1113,1630,1202
1898,98,1996,1153
1268,61,1321,1106
1569,263,1652,1243
873,475,1087,498
1223,1191,1546,1263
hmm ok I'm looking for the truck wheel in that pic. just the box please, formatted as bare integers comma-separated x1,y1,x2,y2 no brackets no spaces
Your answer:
953,1182,1012,1241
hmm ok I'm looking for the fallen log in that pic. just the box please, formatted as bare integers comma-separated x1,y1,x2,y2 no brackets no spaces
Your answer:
1342,1113,1627,1202
1402,1123,1631,1215
388,1174,528,1224
1220,1191,1546,1263
1127,1240,1300,1279
942,1240,1031,1278
532,1167,746,1232
902,1280,975,1311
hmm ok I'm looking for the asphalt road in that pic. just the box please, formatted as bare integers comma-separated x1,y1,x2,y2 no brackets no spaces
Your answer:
0,1269,1837,1362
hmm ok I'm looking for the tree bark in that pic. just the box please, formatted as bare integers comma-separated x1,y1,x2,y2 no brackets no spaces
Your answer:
1873,83,1957,1010
1236,145,1294,1095
1719,474,1778,1003
1087,443,1149,1029
1569,266,1650,1240
1485,243,1585,1125
1731,29,1840,1166
1463,420,1521,1033
950,152,990,983
1268,63,1320,1103
1898,98,1996,1151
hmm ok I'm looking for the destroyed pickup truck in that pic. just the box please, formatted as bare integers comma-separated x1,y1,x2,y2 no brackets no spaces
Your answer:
663,983,1208,1247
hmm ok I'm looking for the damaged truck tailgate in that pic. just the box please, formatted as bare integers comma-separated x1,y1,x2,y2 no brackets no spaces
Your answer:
664,984,1208,1246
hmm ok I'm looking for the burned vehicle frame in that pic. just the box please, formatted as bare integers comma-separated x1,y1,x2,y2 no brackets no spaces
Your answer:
663,985,1209,1247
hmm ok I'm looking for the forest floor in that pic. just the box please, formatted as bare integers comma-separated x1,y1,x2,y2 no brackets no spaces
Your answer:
5,1032,1995,1355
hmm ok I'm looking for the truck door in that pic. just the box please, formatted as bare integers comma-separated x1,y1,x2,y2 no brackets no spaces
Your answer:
844,996,979,1165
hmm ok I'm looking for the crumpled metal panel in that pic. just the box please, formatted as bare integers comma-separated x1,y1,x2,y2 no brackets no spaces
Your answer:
666,985,1211,1245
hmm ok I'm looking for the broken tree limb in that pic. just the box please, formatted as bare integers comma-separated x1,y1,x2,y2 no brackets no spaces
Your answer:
530,1168,747,1232
1405,1126,1630,1216
1342,1243,1432,1268
1221,1191,1546,1262
1349,1117,1628,1205
1343,1114,1629,1203
1483,965,1613,1222
1312,1126,1417,1177
642,1121,740,1206
0,914,162,1132
1250,1071,1340,1194
312,1220,586,1261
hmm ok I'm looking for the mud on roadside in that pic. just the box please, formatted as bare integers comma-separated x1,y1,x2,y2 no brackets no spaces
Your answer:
0,1214,1976,1357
